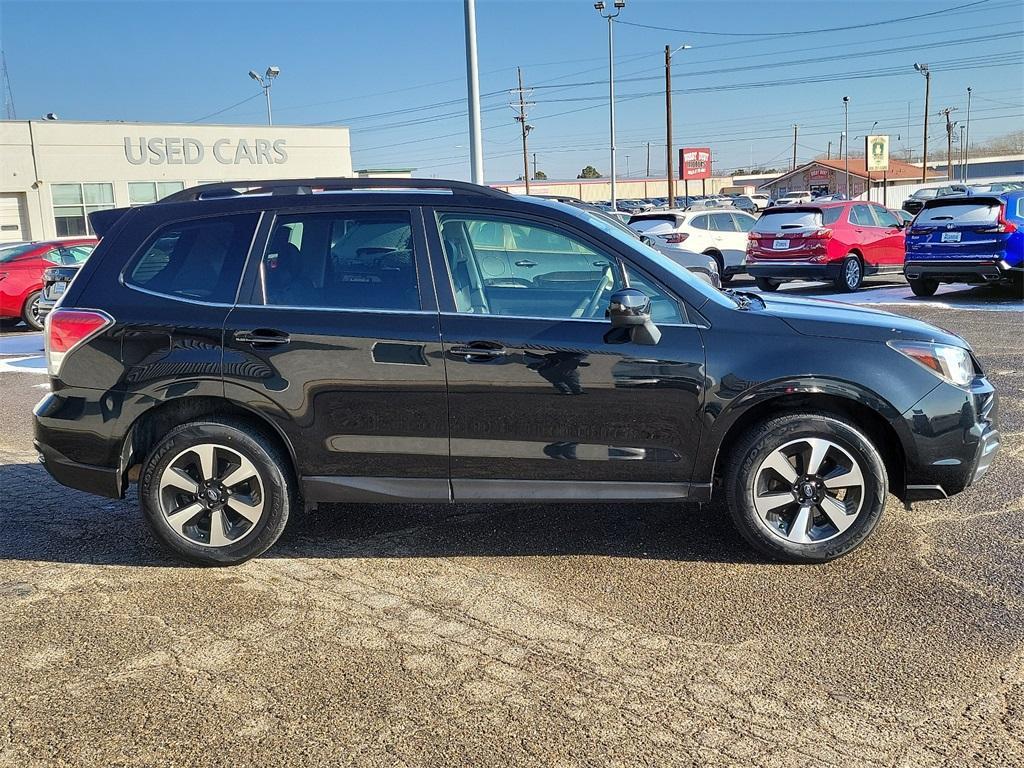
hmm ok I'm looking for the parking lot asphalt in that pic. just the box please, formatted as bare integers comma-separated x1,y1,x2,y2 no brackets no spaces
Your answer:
1,278,1022,767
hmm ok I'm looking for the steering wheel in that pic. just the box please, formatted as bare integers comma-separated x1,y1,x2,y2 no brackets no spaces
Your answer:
582,265,615,319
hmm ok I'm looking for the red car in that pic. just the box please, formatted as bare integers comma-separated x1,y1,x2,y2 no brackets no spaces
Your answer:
745,201,906,292
0,239,97,330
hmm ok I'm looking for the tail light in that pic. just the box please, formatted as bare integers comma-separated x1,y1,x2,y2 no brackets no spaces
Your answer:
976,205,1018,234
812,228,833,239
747,232,759,241
45,308,113,377
661,232,689,243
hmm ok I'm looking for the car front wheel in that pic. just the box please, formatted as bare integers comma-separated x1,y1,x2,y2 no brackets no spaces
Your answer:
725,412,887,563
140,419,293,565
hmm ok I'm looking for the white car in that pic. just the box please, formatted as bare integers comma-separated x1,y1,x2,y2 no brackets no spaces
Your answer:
774,190,814,206
628,208,757,283
749,193,771,211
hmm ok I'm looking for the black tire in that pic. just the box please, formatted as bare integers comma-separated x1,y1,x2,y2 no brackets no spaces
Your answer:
908,277,939,297
140,418,293,566
0,317,21,330
724,412,887,564
706,251,731,283
834,255,863,292
21,291,44,331
754,277,780,292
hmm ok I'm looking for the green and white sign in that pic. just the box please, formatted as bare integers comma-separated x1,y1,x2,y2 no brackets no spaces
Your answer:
866,135,890,172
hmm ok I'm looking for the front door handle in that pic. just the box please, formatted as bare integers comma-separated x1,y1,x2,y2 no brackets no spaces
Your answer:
448,343,507,362
515,259,537,268
234,329,291,347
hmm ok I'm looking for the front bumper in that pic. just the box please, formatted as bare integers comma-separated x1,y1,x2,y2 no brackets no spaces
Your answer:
901,374,1000,501
746,261,840,282
904,259,1019,284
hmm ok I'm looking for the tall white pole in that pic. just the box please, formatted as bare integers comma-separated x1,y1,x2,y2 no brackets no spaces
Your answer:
265,84,273,126
843,97,850,197
608,15,617,209
964,86,972,185
464,0,484,184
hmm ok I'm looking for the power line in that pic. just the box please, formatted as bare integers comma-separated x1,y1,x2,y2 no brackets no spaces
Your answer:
188,92,262,123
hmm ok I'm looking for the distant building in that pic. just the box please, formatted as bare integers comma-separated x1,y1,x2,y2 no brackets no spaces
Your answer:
758,158,939,204
355,168,415,179
0,120,352,241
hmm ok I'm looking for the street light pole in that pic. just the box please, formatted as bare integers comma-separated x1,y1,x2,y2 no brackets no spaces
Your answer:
595,1,625,209
248,66,280,126
964,86,973,184
664,43,690,209
843,96,850,197
914,63,931,183
464,0,485,184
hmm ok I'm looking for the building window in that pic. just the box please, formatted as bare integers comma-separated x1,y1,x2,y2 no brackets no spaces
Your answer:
52,183,115,236
128,181,185,206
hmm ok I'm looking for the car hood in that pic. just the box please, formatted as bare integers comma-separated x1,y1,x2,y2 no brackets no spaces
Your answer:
757,293,967,347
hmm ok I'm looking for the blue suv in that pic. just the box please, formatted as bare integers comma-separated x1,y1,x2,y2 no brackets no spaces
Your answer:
904,192,1024,296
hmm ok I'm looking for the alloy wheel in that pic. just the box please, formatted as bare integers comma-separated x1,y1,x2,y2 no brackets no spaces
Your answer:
845,259,861,290
751,437,865,544
158,443,265,547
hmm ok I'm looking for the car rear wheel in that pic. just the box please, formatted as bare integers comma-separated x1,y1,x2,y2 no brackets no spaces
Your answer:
140,419,292,566
835,256,863,292
706,251,731,283
908,277,939,297
21,291,44,331
754,277,779,292
724,412,887,563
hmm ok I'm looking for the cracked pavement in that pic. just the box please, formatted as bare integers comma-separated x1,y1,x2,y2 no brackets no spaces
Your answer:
1,292,1022,767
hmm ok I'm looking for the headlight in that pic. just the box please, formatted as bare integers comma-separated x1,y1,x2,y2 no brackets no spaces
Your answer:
887,341,975,387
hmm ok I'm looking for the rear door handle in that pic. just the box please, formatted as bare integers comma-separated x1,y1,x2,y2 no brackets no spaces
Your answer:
234,329,291,347
514,260,537,268
448,343,507,362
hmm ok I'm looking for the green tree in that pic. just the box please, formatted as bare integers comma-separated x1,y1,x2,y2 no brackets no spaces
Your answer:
577,165,601,179
533,170,548,180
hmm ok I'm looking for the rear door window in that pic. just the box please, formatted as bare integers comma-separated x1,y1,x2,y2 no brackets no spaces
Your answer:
126,214,259,303
850,205,876,226
916,203,1000,226
709,213,738,232
261,210,419,310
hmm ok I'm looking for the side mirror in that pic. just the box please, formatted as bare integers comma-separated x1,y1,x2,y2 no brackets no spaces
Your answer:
607,288,661,345
607,288,650,327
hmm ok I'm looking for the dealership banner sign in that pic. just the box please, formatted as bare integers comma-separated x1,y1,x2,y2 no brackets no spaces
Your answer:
124,136,289,166
866,135,890,172
679,147,712,180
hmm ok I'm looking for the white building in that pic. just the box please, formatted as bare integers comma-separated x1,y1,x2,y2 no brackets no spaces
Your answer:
0,120,352,241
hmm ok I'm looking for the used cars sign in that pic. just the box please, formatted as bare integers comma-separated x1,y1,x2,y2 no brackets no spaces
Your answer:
124,137,289,165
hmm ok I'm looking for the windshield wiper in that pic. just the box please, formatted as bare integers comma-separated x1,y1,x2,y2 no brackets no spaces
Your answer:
721,288,765,309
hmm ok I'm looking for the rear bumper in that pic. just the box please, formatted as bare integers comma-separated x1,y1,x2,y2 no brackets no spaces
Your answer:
901,375,1000,502
904,259,1019,283
746,261,840,281
33,439,123,499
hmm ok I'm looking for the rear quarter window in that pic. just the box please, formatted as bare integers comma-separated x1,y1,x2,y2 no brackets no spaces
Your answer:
125,213,259,303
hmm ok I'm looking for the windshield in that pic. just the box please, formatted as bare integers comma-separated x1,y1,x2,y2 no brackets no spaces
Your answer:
753,210,823,231
0,244,37,263
566,203,733,308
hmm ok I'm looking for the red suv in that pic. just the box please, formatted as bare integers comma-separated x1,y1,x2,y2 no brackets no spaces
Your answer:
0,239,97,330
746,202,906,292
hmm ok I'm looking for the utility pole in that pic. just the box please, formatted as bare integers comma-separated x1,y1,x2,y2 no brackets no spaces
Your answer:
646,141,651,178
792,124,798,170
842,96,850,197
827,140,832,160
959,125,966,183
665,44,674,207
914,63,931,183
512,67,534,194
941,107,957,181
532,152,537,179
464,0,485,184
1,51,15,119
964,86,973,183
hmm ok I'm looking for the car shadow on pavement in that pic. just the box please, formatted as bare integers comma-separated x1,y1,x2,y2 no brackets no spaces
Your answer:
0,461,759,567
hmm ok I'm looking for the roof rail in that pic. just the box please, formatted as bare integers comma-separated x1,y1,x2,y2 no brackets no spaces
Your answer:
159,177,509,203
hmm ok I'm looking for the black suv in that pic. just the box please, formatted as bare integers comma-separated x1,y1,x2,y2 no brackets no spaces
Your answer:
34,179,1000,565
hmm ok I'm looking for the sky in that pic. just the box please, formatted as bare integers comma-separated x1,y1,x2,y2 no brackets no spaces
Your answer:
1,0,1022,182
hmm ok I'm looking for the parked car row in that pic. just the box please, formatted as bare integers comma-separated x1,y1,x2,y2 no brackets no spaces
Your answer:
0,239,97,330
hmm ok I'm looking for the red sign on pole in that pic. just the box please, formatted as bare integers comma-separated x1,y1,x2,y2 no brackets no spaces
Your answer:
679,147,712,180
